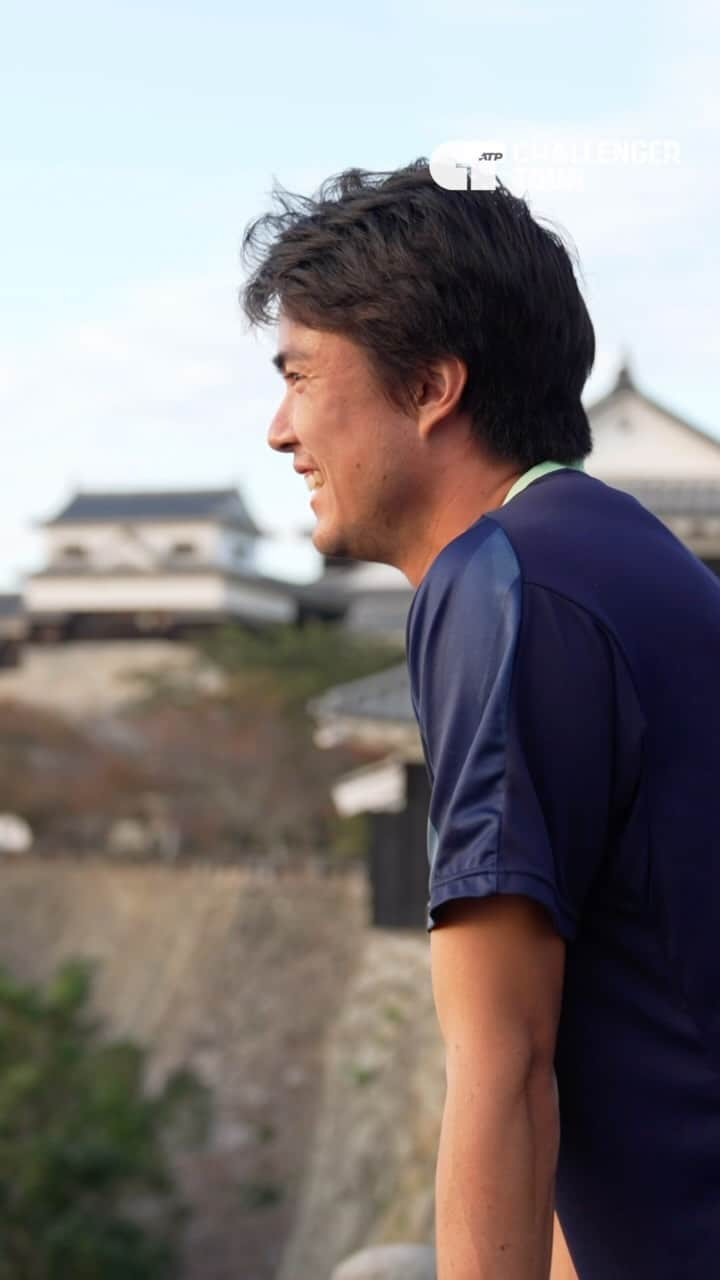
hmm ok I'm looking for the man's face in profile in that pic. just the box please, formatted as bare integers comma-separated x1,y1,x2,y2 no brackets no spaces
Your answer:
268,311,422,566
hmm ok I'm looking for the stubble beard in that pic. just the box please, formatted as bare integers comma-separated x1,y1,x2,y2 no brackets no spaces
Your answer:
312,510,393,567
312,520,363,563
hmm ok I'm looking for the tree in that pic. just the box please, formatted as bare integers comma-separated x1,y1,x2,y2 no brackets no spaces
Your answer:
0,959,211,1279
119,621,405,863
190,620,405,718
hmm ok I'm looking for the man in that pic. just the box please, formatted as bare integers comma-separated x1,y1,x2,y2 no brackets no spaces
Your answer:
240,160,720,1278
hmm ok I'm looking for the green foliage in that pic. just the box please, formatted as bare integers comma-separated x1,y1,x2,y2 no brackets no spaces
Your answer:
326,812,371,862
192,621,405,716
237,1180,283,1211
0,958,212,1279
347,1064,379,1088
382,1003,405,1025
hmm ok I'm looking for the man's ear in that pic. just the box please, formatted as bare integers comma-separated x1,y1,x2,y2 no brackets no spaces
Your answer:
414,355,468,440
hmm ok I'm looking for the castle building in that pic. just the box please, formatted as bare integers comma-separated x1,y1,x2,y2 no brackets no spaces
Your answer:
9,486,343,646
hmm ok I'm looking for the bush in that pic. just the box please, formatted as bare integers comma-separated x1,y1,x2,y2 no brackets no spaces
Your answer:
0,958,211,1279
190,620,404,717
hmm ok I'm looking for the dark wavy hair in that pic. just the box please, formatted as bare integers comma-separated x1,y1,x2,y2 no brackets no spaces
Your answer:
240,158,595,468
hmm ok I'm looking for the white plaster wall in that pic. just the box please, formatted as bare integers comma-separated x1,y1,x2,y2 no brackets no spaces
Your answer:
26,572,297,623
332,760,407,816
587,392,720,479
46,521,221,570
26,573,226,612
216,527,255,570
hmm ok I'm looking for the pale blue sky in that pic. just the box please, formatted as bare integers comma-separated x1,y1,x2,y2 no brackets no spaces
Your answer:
1,0,718,588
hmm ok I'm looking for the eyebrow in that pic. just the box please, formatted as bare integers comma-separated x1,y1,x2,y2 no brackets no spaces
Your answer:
272,348,312,374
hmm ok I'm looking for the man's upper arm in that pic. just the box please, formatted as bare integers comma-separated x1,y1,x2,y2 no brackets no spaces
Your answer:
406,520,624,945
430,894,566,1074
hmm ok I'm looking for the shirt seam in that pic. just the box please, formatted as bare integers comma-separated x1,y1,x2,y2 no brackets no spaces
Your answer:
520,576,647,725
432,863,570,895
429,866,579,931
481,520,650,845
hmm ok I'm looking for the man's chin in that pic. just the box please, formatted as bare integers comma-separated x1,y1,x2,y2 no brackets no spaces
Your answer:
311,520,359,563
312,531,351,561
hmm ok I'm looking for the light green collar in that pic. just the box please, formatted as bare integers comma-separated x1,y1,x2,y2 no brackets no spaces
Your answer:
502,459,585,506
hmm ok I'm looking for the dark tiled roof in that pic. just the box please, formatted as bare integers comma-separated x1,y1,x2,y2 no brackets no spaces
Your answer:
611,477,720,516
0,594,23,618
42,489,259,534
344,594,411,634
292,575,352,611
613,361,634,393
309,662,413,724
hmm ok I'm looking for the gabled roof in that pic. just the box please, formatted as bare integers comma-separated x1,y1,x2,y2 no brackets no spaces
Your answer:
40,488,259,535
309,661,414,724
587,360,720,454
607,477,720,516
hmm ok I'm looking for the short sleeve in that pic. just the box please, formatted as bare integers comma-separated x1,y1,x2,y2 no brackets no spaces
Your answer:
406,521,624,941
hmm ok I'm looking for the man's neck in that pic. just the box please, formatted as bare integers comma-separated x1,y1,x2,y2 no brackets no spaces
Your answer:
401,462,526,588
399,457,584,587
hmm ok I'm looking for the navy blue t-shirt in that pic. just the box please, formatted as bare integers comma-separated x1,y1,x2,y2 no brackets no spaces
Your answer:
406,467,720,1279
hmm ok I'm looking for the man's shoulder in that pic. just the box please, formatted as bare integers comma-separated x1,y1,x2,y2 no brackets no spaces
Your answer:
487,467,700,614
413,469,639,595
408,469,612,631
406,518,522,658
406,467,677,686
490,467,667,558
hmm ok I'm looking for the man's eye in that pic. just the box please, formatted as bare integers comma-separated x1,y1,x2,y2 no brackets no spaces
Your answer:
284,371,304,384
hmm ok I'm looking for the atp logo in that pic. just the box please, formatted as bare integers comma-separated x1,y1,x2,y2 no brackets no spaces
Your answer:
430,141,505,191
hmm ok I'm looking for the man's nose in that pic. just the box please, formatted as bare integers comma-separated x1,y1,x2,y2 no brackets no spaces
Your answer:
267,400,297,454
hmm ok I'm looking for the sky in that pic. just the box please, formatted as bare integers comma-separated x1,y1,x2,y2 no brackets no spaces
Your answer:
1,0,718,590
